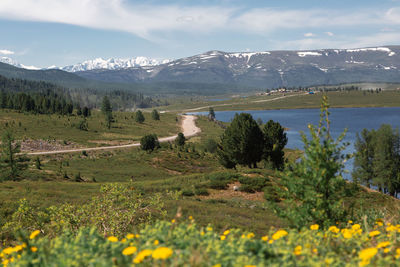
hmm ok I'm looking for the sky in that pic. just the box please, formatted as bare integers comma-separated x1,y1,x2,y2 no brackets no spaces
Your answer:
1,0,400,68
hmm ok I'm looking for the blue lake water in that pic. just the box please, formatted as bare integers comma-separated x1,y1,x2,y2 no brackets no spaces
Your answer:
191,107,400,179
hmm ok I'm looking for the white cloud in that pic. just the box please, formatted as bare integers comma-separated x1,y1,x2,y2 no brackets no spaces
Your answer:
0,49,14,55
304,33,315,37
325,32,334,36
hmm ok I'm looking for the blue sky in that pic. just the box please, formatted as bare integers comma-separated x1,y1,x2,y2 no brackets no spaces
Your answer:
1,0,400,68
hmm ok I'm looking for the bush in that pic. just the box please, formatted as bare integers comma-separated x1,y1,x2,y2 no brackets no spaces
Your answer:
194,187,209,196
238,176,268,192
204,138,218,153
135,110,145,123
140,134,160,152
77,119,88,131
208,180,229,190
175,132,186,147
0,184,166,239
182,190,195,197
151,109,160,120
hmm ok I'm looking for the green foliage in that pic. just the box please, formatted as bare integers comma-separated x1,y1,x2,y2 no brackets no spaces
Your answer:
206,172,240,189
217,113,264,169
1,183,165,239
204,138,218,153
238,176,269,193
101,96,113,129
35,157,41,170
208,107,215,120
175,132,186,147
273,96,352,229
135,110,145,123
353,125,400,196
140,134,160,152
76,119,88,131
0,131,27,181
151,109,160,120
262,120,288,170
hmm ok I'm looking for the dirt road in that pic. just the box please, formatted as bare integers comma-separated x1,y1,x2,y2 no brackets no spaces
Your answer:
25,115,200,156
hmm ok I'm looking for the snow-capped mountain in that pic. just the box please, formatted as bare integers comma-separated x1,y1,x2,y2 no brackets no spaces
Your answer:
0,57,40,70
61,57,170,72
75,46,400,88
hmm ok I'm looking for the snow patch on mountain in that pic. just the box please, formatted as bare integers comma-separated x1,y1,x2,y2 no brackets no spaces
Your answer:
297,51,322,57
62,57,170,72
346,47,396,56
0,57,40,70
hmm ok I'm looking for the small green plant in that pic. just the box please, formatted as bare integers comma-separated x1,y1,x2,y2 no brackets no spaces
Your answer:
35,157,41,170
140,134,160,152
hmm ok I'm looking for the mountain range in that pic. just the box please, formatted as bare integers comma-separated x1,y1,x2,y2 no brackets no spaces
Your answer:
1,46,400,93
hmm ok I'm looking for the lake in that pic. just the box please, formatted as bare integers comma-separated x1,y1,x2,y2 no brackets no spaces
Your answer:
191,107,400,178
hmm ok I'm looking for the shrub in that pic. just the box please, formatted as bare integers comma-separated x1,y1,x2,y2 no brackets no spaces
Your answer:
238,176,268,192
204,138,218,153
135,110,145,123
175,132,186,147
194,187,209,196
0,184,166,239
151,109,160,120
140,134,160,152
182,190,195,197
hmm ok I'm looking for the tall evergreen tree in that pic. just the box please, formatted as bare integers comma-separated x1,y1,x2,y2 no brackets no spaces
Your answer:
217,113,264,168
262,120,288,170
0,131,26,181
135,110,145,123
151,109,160,120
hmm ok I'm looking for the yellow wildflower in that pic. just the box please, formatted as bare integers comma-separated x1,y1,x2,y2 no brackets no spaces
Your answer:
133,249,153,263
122,246,137,255
213,265,221,267
272,230,288,240
126,234,134,239
189,216,193,220
342,229,352,239
359,247,378,262
2,247,14,255
377,241,390,248
348,220,353,224
207,227,213,232
261,235,268,241
201,231,205,236
328,226,340,234
223,230,230,236
352,224,361,230
220,235,226,241
154,240,159,245
247,233,255,239
369,231,380,237
268,240,274,244
121,238,127,243
30,247,37,252
29,230,40,240
325,258,333,265
13,245,23,252
135,234,140,238
152,247,173,260
312,248,318,254
107,236,118,242
384,248,390,253
310,224,319,230
171,219,176,223
244,265,256,267
294,245,302,256
386,225,397,232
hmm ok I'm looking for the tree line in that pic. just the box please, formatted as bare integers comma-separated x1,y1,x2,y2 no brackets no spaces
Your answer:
353,125,400,196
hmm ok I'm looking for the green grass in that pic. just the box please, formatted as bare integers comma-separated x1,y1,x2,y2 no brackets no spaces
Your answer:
0,109,180,146
161,90,400,112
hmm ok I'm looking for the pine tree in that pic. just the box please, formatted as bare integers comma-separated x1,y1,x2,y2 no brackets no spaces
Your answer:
0,131,27,181
175,132,186,147
217,113,264,168
262,120,288,170
135,110,145,123
151,109,160,120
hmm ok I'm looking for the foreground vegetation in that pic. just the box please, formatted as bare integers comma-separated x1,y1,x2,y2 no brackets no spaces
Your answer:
3,218,400,266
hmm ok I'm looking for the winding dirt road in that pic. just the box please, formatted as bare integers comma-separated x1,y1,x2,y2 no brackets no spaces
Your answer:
25,115,201,156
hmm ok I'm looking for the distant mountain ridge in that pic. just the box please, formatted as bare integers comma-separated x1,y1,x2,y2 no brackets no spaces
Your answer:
75,46,400,88
61,57,170,72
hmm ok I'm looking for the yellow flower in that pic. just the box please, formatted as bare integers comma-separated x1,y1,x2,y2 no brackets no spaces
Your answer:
152,247,173,260
386,225,397,232
310,224,319,230
348,220,353,224
294,245,302,256
30,247,37,252
359,247,378,262
377,241,390,248
342,229,352,239
312,248,318,254
2,247,14,255
126,234,134,239
261,235,269,241
122,246,137,255
201,231,205,236
325,258,333,265
107,236,118,242
29,230,40,240
244,265,256,267
133,249,153,263
154,240,159,245
272,230,288,240
247,233,255,239
369,231,380,237
268,240,274,244
223,230,230,236
384,248,390,253
13,245,23,252
352,224,361,230
213,265,221,267
171,219,176,223
207,227,213,232
220,235,226,241
189,216,193,220
121,238,127,243
328,226,340,234
135,234,140,238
